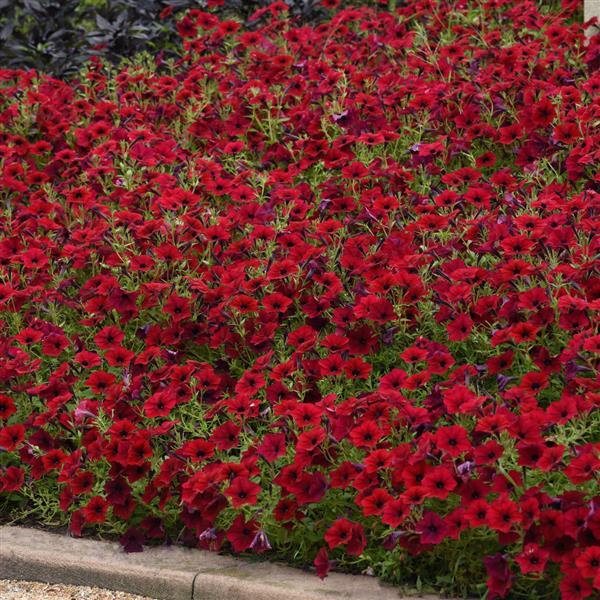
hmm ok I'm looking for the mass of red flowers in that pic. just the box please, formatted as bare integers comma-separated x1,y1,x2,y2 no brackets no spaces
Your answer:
1,1,599,598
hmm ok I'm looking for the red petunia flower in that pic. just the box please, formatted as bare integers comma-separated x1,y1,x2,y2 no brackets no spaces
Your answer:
226,515,259,553
225,476,261,508
313,547,332,579
417,511,448,545
0,424,25,451
82,496,109,524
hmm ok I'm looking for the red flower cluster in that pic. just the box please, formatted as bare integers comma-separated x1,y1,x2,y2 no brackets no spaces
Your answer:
0,1,599,598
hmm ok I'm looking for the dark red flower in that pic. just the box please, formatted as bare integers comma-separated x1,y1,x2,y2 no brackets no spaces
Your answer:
417,511,448,545
225,477,261,508
313,547,332,579
226,515,259,553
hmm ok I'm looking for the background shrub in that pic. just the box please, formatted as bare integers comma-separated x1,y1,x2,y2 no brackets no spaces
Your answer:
0,0,393,76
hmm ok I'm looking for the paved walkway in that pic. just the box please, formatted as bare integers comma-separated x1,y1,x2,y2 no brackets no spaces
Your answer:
0,580,155,600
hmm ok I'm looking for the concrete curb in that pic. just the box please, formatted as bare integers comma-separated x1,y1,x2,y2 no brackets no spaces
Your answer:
0,526,442,600
585,0,600,37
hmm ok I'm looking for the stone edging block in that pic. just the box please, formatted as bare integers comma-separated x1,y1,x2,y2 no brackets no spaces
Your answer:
0,526,445,600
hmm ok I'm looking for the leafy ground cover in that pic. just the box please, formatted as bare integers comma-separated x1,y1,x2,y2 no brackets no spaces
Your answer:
1,1,599,598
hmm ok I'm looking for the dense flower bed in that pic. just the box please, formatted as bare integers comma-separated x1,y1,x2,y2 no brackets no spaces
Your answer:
1,1,599,598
